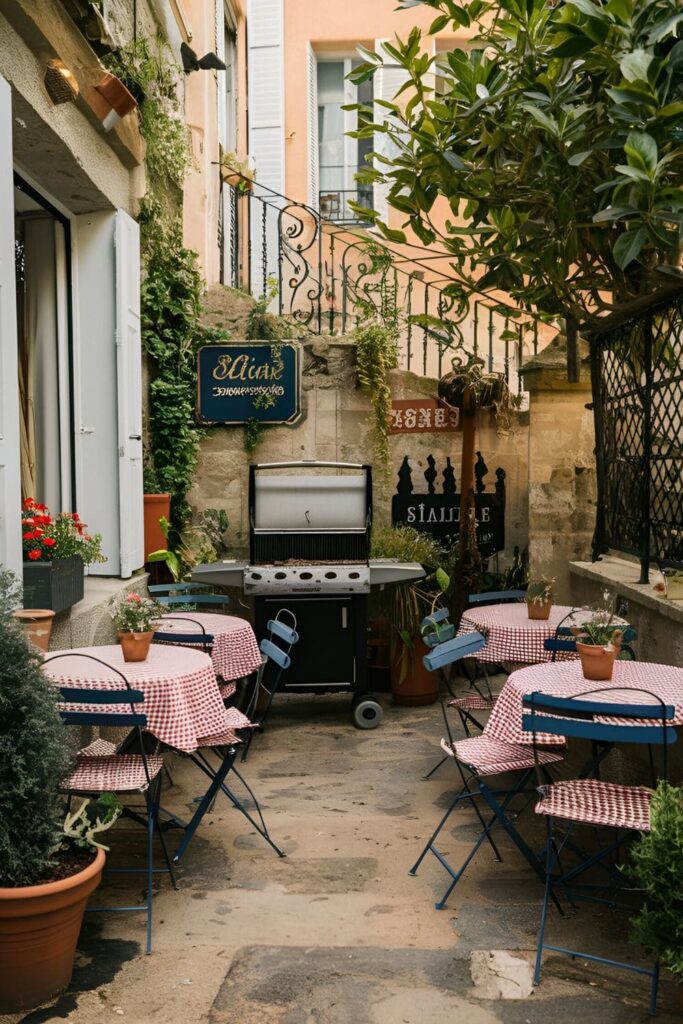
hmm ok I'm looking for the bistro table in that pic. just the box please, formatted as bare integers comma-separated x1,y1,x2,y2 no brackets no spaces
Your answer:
42,643,250,752
457,603,597,665
485,659,683,746
156,612,262,698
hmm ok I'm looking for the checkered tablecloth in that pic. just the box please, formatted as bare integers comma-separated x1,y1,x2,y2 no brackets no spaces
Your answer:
457,604,592,664
157,613,262,698
485,659,683,746
43,644,248,753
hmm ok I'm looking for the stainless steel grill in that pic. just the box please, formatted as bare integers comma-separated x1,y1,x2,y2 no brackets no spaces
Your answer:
192,461,425,726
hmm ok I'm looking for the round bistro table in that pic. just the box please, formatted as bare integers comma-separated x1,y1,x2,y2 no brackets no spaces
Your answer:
485,658,683,746
43,644,250,752
457,603,597,665
156,612,262,698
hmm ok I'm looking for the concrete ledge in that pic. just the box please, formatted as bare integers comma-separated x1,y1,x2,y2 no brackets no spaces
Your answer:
570,556,683,665
50,572,149,651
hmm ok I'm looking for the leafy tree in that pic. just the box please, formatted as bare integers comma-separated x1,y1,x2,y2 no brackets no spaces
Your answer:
349,0,683,325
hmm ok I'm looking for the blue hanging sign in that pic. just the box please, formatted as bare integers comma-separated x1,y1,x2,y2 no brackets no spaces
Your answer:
197,343,302,425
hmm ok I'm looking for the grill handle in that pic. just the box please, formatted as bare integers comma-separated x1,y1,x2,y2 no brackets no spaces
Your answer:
253,461,365,470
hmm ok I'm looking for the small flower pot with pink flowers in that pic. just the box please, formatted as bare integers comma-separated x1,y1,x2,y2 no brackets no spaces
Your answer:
111,593,161,662
21,499,106,614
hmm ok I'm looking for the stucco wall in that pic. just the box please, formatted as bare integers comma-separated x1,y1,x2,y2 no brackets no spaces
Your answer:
187,335,530,565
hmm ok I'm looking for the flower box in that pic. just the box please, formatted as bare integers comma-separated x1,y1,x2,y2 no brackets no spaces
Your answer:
22,555,84,613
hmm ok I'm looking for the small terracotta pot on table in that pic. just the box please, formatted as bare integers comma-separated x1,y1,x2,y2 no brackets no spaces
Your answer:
117,630,154,663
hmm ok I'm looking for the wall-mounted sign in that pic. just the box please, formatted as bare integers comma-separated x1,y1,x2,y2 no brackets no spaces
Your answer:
391,453,505,557
197,343,301,425
389,398,460,434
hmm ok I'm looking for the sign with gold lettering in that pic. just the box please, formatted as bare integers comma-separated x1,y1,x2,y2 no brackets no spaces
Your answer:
389,398,460,434
197,343,301,425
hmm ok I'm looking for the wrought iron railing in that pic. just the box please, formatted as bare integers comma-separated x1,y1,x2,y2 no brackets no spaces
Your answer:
589,286,683,581
221,180,552,387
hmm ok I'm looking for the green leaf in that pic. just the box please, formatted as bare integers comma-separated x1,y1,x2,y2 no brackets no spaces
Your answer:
552,36,597,58
565,0,609,20
612,227,646,268
619,49,653,84
435,568,450,594
567,150,592,166
624,131,658,174
521,105,558,135
593,206,640,222
647,12,683,44
376,221,407,244
429,14,451,33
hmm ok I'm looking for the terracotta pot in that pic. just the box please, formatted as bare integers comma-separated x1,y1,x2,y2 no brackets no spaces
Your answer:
143,494,171,562
117,630,153,662
0,849,104,1013
94,73,137,118
11,609,55,651
390,638,439,706
576,641,618,682
527,600,552,621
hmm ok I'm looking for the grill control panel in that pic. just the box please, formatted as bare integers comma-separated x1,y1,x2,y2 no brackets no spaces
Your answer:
244,563,371,595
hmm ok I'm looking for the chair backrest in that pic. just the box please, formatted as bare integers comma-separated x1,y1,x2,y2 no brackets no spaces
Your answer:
522,689,677,747
468,589,526,606
423,631,486,672
152,615,214,653
420,609,455,648
246,610,299,722
156,593,230,609
148,583,209,595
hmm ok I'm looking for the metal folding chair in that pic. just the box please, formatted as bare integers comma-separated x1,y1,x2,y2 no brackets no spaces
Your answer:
155,593,231,611
240,610,299,762
148,583,210,596
544,635,637,663
410,636,564,909
522,688,677,1013
467,589,526,606
152,615,215,656
47,652,178,955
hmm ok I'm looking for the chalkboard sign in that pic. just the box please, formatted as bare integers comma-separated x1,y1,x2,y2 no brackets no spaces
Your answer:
197,343,301,425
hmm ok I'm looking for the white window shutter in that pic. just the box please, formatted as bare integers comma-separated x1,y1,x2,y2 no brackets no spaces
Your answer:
247,0,284,295
307,44,319,210
216,0,227,150
374,40,409,224
0,75,22,577
115,211,144,578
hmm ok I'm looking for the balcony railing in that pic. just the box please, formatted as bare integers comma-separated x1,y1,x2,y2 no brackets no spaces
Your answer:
318,188,373,225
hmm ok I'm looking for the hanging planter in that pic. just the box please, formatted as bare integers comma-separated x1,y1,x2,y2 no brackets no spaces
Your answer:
220,151,255,192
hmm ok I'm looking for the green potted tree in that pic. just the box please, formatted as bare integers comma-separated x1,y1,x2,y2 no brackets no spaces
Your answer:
525,576,555,621
370,527,448,706
630,782,683,997
21,498,106,613
0,571,111,1013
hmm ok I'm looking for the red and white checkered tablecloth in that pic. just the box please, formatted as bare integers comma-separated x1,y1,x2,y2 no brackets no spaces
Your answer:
457,604,592,664
157,613,262,698
43,644,246,753
485,659,683,746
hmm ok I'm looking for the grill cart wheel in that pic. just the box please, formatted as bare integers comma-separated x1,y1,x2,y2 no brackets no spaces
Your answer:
351,694,383,730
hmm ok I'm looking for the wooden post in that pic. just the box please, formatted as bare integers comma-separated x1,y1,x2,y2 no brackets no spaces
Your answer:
459,392,476,554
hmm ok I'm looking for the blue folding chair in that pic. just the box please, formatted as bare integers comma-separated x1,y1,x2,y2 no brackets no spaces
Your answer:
155,593,231,611
410,634,564,909
544,636,637,663
148,583,210,596
240,610,299,762
152,615,215,656
467,589,526,606
522,688,677,1013
46,652,178,955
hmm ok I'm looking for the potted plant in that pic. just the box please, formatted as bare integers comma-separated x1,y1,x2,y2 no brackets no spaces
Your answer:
629,782,683,995
654,569,683,601
0,582,118,1012
21,498,106,613
143,460,171,564
111,592,161,662
220,151,256,192
525,576,555,621
571,609,624,682
370,527,447,706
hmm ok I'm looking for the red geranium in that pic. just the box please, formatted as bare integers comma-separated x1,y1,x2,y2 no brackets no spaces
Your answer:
20,499,105,566
27,549,41,560
42,537,56,548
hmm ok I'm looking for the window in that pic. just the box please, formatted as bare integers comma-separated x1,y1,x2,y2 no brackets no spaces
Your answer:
316,59,373,223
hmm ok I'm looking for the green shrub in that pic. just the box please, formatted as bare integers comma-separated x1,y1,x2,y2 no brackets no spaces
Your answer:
0,611,73,886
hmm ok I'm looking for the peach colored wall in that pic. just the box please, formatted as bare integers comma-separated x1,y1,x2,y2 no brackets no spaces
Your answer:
183,0,247,285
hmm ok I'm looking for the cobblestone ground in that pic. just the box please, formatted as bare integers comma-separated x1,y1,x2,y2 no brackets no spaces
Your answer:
4,687,681,1024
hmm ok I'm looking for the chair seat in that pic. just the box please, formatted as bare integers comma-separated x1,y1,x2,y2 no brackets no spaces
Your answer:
63,754,164,793
196,729,241,747
441,735,563,777
535,778,653,831
448,694,496,712
78,738,117,757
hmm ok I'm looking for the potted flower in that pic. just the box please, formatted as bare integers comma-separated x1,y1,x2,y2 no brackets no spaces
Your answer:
653,569,683,601
629,782,683,993
0,581,118,1012
111,592,161,662
21,499,106,614
220,150,256,192
370,527,447,706
525,576,555,621
571,609,623,681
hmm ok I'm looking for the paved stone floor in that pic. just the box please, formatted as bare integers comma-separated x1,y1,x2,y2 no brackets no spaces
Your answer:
4,690,681,1023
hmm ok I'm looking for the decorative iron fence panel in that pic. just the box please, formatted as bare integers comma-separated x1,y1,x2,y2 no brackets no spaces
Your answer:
590,287,683,581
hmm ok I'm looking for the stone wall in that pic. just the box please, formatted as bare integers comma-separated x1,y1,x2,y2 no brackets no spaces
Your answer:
188,331,530,565
522,338,596,602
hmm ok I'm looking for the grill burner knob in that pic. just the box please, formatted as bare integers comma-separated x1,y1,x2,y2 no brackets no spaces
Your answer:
349,572,360,579
324,571,337,579
275,571,287,579
300,572,313,580
251,572,262,580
